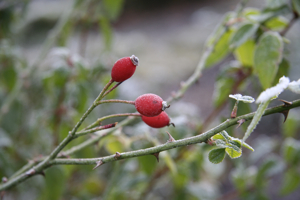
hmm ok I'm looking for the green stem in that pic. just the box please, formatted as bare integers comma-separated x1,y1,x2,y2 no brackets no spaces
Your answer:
96,99,135,106
46,99,300,167
84,113,141,130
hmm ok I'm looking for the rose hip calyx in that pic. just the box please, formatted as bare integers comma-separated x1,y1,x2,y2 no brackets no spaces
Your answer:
130,55,139,66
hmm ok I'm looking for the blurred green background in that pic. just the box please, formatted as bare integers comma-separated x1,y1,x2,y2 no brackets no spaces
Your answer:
1,0,300,199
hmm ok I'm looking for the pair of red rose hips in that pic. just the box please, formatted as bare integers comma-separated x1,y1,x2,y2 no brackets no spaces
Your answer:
111,56,172,128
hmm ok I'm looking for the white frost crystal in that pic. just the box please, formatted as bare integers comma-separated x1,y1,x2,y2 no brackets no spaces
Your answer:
256,76,290,104
287,79,300,94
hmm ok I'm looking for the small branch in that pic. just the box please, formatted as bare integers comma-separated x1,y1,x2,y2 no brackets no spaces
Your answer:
102,82,123,98
96,99,135,106
74,122,118,138
44,99,300,167
84,113,141,130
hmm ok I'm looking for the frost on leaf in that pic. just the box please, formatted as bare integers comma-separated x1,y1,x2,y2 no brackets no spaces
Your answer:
287,79,300,94
229,94,255,103
256,76,290,104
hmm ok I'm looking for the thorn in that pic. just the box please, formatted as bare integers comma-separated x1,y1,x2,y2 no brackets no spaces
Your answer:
2,177,7,183
115,152,121,159
166,131,175,143
26,169,36,176
237,119,246,128
280,110,290,123
152,152,160,162
278,99,292,106
93,160,104,170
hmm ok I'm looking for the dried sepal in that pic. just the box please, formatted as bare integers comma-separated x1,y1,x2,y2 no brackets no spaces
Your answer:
93,160,104,170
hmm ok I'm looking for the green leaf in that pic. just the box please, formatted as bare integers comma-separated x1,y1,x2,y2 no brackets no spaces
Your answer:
138,155,157,175
215,139,228,149
213,77,235,106
103,0,124,21
282,137,300,165
219,130,231,142
208,148,226,164
266,0,287,9
265,16,288,31
99,17,113,50
104,138,124,154
229,94,255,103
253,31,283,89
292,0,300,15
243,100,271,142
233,139,255,152
273,58,290,86
205,29,234,68
230,23,259,49
225,147,242,159
212,133,225,140
280,168,300,195
234,39,255,66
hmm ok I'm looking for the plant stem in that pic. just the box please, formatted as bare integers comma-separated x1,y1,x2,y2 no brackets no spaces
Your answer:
84,113,141,130
96,99,135,106
44,99,300,167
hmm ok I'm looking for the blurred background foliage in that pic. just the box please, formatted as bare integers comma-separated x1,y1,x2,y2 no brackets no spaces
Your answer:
0,0,300,199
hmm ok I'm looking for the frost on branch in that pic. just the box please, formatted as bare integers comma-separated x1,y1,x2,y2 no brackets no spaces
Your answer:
256,76,290,104
287,79,300,94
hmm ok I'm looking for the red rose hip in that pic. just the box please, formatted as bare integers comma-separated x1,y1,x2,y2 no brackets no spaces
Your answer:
111,55,139,82
135,93,169,117
142,111,171,128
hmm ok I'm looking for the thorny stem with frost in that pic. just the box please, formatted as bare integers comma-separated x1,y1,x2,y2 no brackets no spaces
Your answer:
1,99,300,191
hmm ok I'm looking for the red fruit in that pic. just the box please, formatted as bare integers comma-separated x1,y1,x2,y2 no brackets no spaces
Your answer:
141,111,170,128
135,93,169,117
111,55,139,82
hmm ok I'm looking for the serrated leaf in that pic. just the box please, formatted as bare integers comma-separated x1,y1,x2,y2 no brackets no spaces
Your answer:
219,130,231,142
292,0,300,15
265,16,288,31
212,133,225,140
229,94,255,103
225,147,242,159
205,29,234,68
230,23,259,49
254,31,284,89
208,148,226,164
234,39,255,66
233,139,255,151
215,139,228,148
242,100,271,143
